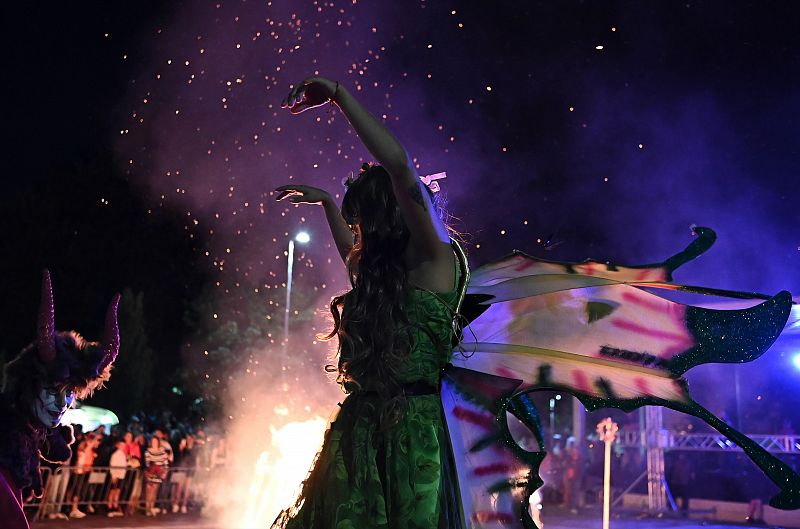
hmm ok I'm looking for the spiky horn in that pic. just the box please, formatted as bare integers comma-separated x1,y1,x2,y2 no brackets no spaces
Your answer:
97,293,121,373
37,270,57,364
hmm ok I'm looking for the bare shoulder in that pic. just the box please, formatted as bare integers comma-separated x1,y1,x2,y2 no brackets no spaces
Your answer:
406,242,456,293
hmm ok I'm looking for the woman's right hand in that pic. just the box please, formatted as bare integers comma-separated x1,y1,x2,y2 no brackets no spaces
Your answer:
275,184,331,205
281,77,339,114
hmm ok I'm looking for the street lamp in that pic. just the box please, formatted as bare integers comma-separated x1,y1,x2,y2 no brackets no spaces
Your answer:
284,232,310,349
549,393,562,439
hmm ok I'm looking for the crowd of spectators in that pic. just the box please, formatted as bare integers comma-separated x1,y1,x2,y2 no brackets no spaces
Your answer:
39,410,228,519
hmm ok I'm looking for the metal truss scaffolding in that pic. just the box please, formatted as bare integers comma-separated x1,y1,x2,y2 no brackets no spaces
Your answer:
644,407,668,512
617,430,800,454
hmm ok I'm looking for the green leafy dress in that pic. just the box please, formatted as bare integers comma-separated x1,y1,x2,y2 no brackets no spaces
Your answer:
272,285,464,529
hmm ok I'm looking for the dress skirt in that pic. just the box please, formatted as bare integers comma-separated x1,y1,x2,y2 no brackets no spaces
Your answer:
272,392,463,529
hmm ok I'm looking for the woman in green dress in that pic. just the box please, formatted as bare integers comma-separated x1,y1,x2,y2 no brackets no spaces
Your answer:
273,77,466,529
269,77,800,529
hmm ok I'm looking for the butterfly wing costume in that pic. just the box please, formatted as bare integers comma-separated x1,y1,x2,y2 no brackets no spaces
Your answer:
443,227,799,528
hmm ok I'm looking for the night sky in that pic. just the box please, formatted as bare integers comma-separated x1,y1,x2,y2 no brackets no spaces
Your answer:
1,1,798,421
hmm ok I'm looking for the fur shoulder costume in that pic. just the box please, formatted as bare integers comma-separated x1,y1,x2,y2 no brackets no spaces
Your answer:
0,271,120,529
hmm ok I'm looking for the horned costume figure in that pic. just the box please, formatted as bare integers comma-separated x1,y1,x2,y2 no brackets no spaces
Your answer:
0,271,120,529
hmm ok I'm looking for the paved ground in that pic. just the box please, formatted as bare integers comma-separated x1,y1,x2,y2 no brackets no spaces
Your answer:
29,508,792,529
32,513,211,529
34,520,204,529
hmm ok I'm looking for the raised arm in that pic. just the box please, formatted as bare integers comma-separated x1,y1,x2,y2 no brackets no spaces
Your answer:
275,185,353,263
282,78,450,261
322,197,354,263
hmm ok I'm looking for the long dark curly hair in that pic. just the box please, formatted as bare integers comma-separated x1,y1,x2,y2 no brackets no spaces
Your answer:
325,163,440,426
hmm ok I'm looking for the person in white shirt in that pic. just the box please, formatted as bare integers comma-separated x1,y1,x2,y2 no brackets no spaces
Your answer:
106,441,127,517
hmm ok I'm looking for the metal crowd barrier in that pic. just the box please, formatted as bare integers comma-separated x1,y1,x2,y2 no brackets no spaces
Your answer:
24,465,211,521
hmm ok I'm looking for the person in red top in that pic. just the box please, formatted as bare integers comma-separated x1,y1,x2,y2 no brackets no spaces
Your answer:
0,271,120,529
123,431,142,461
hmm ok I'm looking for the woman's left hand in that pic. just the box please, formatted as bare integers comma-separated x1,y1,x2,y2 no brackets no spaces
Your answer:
274,184,332,205
281,77,339,114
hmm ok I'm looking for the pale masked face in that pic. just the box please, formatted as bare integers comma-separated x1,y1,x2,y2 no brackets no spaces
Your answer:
32,386,75,427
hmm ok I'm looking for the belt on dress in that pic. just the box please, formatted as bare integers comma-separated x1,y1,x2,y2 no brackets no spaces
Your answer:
359,381,438,397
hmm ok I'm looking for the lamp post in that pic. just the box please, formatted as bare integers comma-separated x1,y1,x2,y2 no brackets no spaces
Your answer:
597,417,619,529
549,393,562,439
284,231,310,350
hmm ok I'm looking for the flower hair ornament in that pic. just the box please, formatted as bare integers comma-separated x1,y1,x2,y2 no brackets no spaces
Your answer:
419,171,446,193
